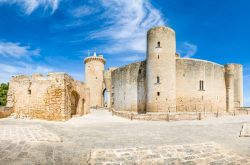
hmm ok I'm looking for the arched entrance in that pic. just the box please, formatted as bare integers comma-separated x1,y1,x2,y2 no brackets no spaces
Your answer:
71,91,80,116
102,88,110,107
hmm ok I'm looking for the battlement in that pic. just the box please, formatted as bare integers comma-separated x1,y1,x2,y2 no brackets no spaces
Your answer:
84,55,106,64
11,72,75,82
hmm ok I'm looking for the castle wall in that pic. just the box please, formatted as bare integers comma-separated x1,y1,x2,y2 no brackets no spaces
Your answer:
176,58,227,112
104,67,117,108
111,61,146,113
7,73,90,121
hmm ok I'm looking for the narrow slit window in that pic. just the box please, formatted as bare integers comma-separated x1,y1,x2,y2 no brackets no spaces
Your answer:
199,80,205,91
158,55,159,59
157,76,160,83
28,89,31,94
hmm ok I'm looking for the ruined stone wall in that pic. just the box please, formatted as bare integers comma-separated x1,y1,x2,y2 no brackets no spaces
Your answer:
7,73,90,121
176,58,227,112
111,61,146,113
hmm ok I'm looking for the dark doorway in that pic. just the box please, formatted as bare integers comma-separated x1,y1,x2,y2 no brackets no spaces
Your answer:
71,91,79,116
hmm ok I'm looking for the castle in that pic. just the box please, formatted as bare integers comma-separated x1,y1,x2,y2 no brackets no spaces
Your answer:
6,26,244,121
86,26,243,114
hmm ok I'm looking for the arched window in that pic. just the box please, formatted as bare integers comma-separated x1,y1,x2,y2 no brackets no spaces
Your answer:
157,76,160,83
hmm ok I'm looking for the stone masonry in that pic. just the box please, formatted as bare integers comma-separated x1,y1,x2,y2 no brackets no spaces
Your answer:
6,73,90,121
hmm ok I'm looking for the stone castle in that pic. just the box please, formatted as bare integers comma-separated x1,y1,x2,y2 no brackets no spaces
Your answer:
6,26,244,121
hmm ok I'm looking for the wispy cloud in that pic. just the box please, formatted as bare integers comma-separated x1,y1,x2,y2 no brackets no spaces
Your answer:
0,0,59,15
0,62,53,82
0,41,40,58
70,5,97,18
88,0,165,54
177,42,198,58
119,54,145,62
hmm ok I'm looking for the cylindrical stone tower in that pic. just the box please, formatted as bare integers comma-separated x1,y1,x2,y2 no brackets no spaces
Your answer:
146,26,176,112
84,53,106,107
233,64,243,107
225,64,235,112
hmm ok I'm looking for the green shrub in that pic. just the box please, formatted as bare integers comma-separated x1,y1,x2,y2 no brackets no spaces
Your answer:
0,83,9,106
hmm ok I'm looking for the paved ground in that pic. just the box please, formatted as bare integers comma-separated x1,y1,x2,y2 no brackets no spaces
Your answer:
0,109,250,165
88,142,250,165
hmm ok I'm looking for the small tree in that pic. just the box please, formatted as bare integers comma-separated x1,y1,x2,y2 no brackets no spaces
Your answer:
0,83,9,106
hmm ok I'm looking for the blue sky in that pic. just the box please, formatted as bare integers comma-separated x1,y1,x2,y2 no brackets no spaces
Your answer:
0,0,249,105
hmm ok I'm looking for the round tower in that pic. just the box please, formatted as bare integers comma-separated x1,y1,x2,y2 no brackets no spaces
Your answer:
233,64,243,107
84,53,106,107
225,64,235,112
146,26,176,112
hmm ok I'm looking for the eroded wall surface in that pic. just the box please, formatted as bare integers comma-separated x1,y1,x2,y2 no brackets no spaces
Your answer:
7,73,90,121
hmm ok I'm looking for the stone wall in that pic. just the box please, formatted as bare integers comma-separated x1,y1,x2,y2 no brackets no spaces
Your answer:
176,58,227,113
7,73,90,121
104,67,117,108
111,61,146,113
111,108,250,121
111,58,230,114
0,106,13,118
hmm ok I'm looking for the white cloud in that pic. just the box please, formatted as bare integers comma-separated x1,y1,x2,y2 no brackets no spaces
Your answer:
177,42,198,58
71,6,97,18
0,0,59,15
0,62,53,83
120,54,145,62
0,41,40,58
89,0,165,54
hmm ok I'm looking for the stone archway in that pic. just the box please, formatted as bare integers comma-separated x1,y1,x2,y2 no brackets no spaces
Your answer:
71,91,80,116
102,88,110,108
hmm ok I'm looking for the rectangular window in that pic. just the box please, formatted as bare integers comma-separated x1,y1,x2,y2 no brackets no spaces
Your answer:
157,92,160,96
157,76,160,83
28,89,31,94
199,80,205,91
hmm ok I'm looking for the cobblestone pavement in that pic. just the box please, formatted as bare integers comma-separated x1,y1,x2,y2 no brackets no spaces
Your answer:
88,142,250,165
0,109,250,164
240,123,250,137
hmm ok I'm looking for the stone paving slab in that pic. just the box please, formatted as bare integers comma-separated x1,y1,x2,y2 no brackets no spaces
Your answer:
240,123,250,137
87,142,250,165
0,125,62,142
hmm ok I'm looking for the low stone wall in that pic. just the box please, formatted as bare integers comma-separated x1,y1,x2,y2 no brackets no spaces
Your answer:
111,109,249,121
0,107,13,118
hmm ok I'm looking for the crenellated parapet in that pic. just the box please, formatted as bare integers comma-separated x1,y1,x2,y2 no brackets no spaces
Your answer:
84,55,106,64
